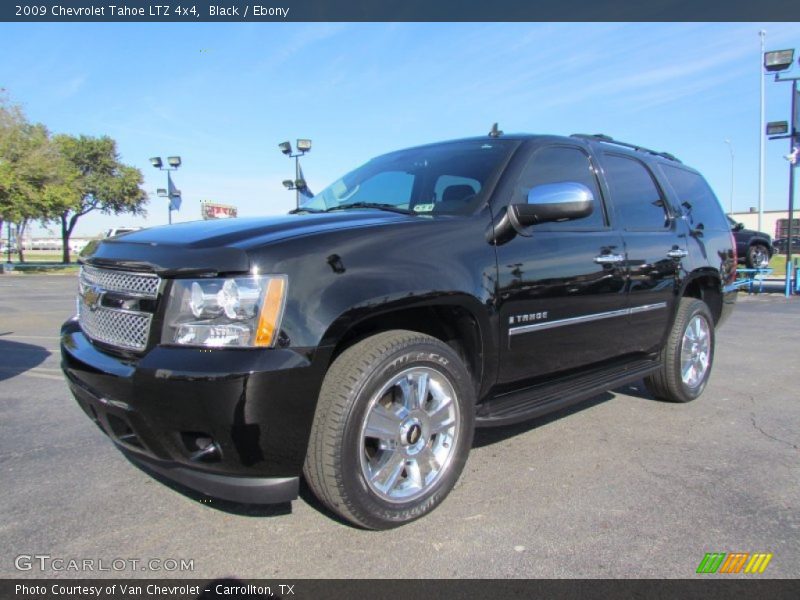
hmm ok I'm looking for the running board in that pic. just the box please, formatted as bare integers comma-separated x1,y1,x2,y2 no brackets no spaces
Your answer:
476,359,660,427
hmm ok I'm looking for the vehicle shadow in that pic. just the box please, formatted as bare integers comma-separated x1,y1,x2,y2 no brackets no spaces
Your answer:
472,391,616,448
297,477,365,529
128,381,660,527
124,456,293,519
0,335,51,382
612,379,657,401
473,380,661,448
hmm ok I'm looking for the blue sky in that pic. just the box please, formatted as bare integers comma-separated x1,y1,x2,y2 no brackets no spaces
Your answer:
1,22,798,237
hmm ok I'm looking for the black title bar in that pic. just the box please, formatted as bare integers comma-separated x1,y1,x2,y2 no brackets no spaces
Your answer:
3,0,800,22
3,579,800,600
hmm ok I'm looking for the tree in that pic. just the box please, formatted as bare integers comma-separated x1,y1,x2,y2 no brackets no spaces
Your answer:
0,95,31,250
52,135,148,263
0,94,63,262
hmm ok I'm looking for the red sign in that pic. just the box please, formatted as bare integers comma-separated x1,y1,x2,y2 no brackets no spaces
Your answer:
201,203,238,220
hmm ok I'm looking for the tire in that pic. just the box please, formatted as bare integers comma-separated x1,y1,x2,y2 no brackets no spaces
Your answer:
644,298,715,403
746,244,770,269
303,330,475,529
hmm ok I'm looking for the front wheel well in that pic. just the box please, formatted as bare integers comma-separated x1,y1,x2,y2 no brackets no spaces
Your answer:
329,306,483,393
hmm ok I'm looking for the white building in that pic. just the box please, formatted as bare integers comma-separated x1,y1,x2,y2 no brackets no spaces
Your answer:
728,209,799,239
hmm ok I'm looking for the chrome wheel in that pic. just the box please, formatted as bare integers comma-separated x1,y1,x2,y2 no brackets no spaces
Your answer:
680,315,710,389
358,366,460,503
750,246,769,268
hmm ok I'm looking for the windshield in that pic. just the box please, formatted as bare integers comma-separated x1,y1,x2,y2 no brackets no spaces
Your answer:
299,139,516,216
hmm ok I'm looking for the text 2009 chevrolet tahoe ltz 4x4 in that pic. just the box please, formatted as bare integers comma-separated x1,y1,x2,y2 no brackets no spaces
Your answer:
61,133,737,529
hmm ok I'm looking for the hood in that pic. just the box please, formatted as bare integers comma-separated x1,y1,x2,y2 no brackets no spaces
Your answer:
83,211,412,276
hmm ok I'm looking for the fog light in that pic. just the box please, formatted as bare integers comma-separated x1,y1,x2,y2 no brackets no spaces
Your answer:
182,432,222,463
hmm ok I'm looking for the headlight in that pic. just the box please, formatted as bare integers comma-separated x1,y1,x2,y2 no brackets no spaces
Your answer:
162,275,287,348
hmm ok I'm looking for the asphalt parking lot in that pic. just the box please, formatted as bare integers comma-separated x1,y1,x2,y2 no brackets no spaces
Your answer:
1,274,798,579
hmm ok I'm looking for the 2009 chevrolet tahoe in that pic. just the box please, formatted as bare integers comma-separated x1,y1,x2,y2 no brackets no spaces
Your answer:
62,132,737,529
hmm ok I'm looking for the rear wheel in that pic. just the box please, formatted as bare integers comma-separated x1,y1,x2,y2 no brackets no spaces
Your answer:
746,244,770,269
645,298,715,403
303,330,474,529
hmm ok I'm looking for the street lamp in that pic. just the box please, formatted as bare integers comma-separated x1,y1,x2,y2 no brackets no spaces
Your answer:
278,139,312,209
150,155,182,225
766,121,789,136
764,49,795,72
765,48,800,296
724,139,735,214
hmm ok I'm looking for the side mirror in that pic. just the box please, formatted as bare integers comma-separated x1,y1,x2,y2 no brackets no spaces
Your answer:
490,182,594,244
733,222,745,232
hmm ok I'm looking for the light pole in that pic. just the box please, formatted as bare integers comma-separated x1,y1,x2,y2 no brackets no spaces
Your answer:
759,29,766,233
149,156,182,224
278,139,312,209
724,139,735,214
6,222,12,264
764,48,799,296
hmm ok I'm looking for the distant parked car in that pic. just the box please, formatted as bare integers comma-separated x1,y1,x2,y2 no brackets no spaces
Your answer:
727,217,773,268
773,236,800,255
105,227,142,238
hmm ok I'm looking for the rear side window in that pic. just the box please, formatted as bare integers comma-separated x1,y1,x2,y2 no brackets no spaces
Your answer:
515,146,606,229
660,164,729,231
603,154,669,231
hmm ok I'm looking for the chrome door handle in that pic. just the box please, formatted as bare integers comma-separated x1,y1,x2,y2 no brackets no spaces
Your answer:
666,249,688,259
594,254,625,264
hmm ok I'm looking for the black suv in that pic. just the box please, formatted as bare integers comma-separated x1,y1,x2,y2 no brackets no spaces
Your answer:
728,217,773,268
62,133,737,529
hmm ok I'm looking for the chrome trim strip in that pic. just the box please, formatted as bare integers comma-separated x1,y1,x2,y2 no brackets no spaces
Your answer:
628,301,668,314
508,302,668,336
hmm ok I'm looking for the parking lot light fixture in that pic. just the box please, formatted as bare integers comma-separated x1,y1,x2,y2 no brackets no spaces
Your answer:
279,138,313,209
764,49,795,72
766,121,789,136
151,154,182,225
766,49,799,296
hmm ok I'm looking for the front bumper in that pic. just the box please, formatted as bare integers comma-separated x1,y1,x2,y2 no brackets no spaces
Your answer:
61,319,329,504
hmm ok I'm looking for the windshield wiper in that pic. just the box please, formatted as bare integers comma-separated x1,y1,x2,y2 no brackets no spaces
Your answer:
324,202,415,215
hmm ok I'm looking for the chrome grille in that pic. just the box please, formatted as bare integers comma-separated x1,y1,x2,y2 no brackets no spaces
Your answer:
78,266,161,352
81,264,160,298
77,304,153,351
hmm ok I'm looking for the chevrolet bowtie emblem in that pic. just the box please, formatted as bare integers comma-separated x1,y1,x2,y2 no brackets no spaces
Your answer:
81,285,103,311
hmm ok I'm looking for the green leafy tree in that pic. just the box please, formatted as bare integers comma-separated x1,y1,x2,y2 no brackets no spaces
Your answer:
0,96,31,252
52,134,148,263
0,94,63,262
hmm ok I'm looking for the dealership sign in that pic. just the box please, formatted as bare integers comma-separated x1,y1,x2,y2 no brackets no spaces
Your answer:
201,202,238,220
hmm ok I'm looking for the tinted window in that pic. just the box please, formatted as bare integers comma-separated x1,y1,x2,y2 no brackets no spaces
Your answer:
660,164,728,231
603,154,669,230
515,146,605,229
434,175,480,204
350,171,415,207
301,140,515,215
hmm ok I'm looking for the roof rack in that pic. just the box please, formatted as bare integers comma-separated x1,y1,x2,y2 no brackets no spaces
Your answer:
570,133,682,163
